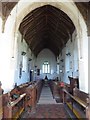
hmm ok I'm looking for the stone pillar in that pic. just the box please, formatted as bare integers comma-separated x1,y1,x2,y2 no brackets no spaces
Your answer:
88,2,90,94
87,2,90,36
88,37,90,93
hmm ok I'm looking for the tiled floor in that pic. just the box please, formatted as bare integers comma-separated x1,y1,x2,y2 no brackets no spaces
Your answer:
21,104,69,119
20,85,69,119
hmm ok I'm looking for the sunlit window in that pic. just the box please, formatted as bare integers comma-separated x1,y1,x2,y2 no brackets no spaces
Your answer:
22,55,27,72
42,61,50,73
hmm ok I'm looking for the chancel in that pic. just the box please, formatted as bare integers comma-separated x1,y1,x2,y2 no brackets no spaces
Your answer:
0,1,90,119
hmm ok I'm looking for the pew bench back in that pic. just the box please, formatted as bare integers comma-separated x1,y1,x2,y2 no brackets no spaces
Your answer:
63,85,89,119
73,88,88,104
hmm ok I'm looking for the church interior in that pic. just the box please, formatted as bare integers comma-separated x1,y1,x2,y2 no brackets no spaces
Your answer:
0,0,90,119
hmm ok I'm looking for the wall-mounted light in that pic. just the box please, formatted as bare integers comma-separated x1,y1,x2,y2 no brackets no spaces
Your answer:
35,65,37,68
29,58,32,61
57,62,59,65
66,52,71,56
60,70,63,73
21,51,26,56
60,59,64,62
67,71,69,73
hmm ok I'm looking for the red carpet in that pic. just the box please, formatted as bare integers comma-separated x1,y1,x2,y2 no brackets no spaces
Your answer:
21,104,69,119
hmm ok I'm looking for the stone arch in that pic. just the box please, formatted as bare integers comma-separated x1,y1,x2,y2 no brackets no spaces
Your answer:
36,48,57,79
3,0,88,93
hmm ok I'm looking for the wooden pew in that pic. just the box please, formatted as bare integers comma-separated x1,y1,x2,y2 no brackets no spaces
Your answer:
3,80,43,119
0,81,3,120
11,81,37,108
68,76,79,95
49,80,60,101
58,81,69,102
3,82,32,119
48,80,67,102
16,80,43,109
3,92,26,119
25,82,37,111
35,80,43,102
86,94,90,120
18,80,43,112
63,83,89,119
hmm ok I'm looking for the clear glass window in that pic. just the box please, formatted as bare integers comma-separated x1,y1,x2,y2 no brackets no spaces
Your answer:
42,61,50,73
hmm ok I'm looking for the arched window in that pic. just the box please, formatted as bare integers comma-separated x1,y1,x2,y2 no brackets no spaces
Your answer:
42,61,50,73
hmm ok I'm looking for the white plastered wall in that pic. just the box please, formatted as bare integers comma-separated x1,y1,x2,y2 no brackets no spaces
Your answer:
36,49,57,80
14,31,33,86
59,30,79,83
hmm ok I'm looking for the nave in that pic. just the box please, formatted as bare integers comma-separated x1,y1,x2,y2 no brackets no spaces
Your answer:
0,1,90,120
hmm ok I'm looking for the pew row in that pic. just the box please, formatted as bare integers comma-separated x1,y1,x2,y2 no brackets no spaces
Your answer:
2,80,43,119
49,80,66,102
63,83,90,119
49,80,60,100
3,92,26,119
68,76,79,95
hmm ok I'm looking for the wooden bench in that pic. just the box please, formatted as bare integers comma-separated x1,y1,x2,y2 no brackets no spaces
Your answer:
58,81,69,102
49,80,70,102
2,80,44,119
3,92,26,119
35,80,43,102
2,81,34,119
0,82,3,119
63,83,89,119
68,76,79,95
48,80,61,102
24,83,36,112
19,80,43,112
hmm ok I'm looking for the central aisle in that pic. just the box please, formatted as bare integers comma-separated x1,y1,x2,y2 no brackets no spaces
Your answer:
38,84,56,104
20,82,69,119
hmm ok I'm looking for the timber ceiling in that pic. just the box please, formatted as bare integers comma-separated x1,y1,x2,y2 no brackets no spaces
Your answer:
0,1,89,56
0,1,17,19
19,5,75,56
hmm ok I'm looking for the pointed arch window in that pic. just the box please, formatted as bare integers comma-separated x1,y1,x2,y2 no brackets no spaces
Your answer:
42,61,50,73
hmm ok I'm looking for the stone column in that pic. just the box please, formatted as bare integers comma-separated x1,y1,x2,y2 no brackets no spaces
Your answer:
88,2,90,94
